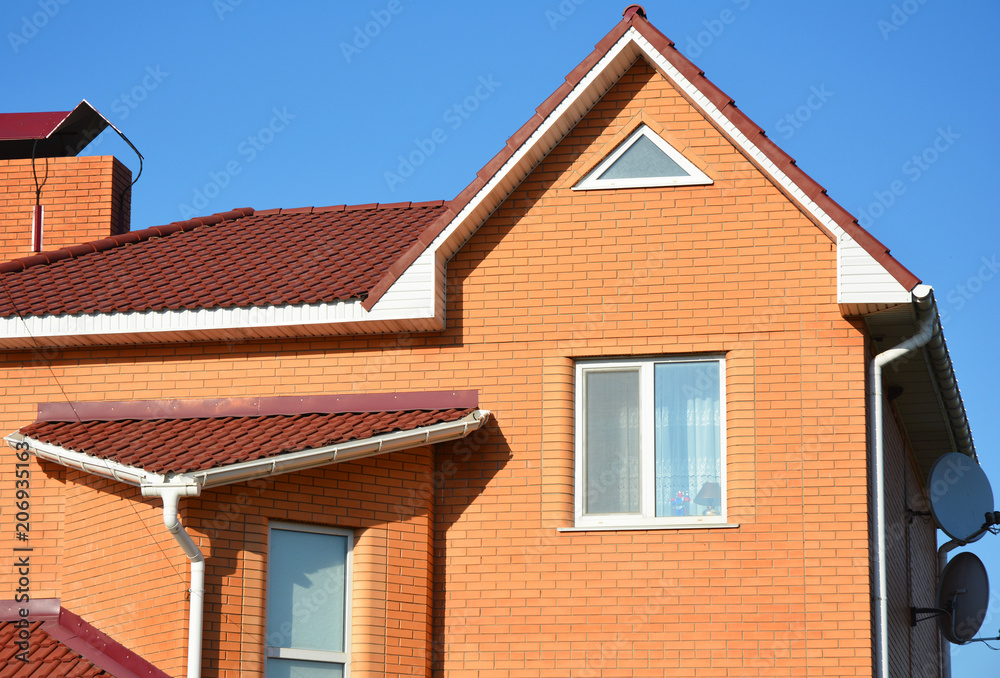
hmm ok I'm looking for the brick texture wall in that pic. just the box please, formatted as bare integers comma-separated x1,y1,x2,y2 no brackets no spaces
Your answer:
0,59,938,676
0,156,130,258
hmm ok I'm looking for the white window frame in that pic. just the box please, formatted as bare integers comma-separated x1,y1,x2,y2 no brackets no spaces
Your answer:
572,124,713,190
265,521,353,676
574,356,727,529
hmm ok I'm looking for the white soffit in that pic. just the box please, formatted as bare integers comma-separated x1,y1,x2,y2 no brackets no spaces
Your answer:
0,251,439,347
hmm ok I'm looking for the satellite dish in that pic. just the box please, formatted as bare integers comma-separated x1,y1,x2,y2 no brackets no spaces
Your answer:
927,452,994,543
937,551,990,644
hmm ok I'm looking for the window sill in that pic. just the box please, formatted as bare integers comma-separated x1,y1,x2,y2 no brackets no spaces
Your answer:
559,523,740,532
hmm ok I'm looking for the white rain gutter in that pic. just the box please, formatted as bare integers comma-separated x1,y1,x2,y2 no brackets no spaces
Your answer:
4,433,166,486
141,479,203,678
870,285,936,678
190,409,490,489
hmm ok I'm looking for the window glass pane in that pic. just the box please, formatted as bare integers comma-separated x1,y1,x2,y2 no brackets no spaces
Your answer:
585,369,640,514
266,529,348,653
266,658,344,678
653,362,721,517
598,135,688,180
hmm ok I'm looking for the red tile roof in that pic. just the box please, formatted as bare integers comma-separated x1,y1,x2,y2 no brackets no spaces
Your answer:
0,600,169,678
0,621,111,677
0,202,447,318
22,408,474,474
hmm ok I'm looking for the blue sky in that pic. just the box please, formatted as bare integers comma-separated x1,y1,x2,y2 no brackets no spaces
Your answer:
3,0,999,672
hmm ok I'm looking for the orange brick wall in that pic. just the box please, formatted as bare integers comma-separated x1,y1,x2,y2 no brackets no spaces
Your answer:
0,156,130,257
0,59,936,677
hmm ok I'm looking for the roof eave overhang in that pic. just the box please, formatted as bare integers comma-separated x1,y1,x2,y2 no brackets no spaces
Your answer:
862,287,975,481
6,409,491,490
0,300,442,349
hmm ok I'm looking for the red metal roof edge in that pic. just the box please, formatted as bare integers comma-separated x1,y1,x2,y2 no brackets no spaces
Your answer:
0,599,170,678
0,208,255,275
627,14,920,291
0,110,73,141
0,598,61,621
45,608,171,678
364,9,919,309
36,390,480,423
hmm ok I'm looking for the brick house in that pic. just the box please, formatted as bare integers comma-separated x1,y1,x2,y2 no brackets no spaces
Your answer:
0,6,977,677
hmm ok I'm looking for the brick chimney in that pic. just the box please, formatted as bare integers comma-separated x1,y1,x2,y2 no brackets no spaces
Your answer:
0,155,131,258
0,102,134,259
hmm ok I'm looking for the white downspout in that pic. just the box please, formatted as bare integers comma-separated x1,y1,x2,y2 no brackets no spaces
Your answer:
871,292,936,678
142,480,204,678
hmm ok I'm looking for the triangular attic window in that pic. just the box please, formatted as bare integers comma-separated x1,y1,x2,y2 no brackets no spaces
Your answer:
574,124,712,190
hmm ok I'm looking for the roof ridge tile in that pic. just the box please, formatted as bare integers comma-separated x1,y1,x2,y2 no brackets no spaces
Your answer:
0,207,255,274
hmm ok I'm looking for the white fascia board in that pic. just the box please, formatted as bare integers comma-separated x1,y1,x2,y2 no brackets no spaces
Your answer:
0,249,439,346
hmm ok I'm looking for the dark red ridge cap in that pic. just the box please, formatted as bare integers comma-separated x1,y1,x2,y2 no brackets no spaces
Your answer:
363,8,918,311
0,599,170,678
36,390,480,423
0,208,255,274
253,201,445,217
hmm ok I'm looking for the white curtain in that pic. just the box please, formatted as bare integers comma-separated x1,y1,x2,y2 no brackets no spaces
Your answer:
654,362,721,517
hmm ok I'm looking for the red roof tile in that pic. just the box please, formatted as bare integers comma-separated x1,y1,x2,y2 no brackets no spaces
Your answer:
0,202,447,318
0,621,111,677
21,407,475,475
0,601,169,678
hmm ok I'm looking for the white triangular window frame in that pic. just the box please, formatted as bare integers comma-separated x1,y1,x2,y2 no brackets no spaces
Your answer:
573,124,713,190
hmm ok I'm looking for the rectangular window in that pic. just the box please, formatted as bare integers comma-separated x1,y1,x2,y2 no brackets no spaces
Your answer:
266,522,352,677
575,357,726,528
